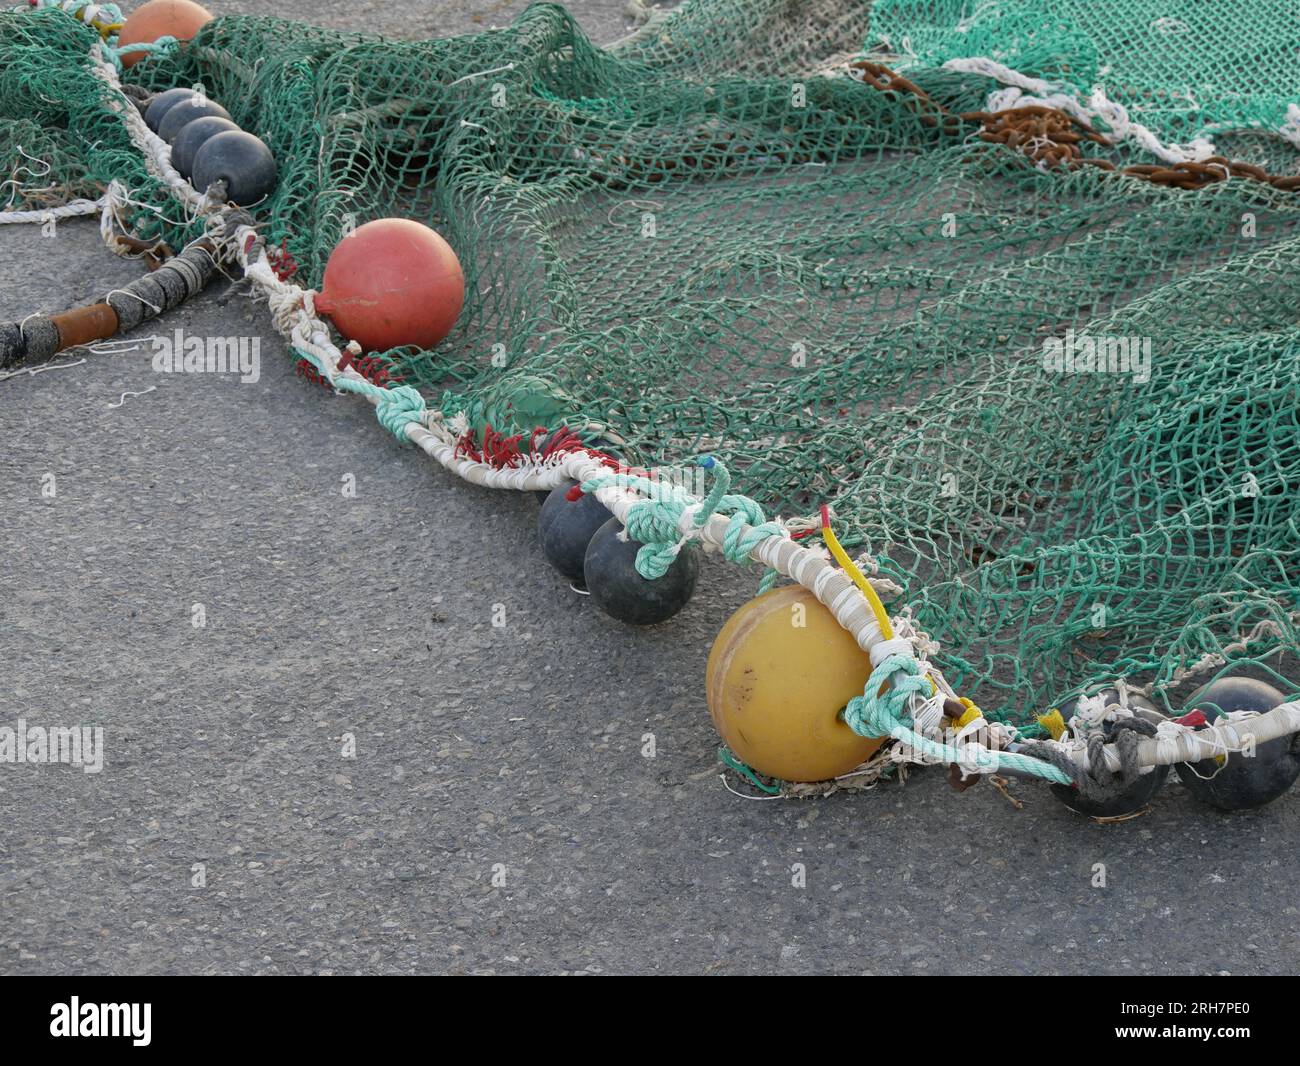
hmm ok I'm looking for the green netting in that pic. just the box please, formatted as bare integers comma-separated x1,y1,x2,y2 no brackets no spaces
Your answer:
870,0,1300,147
3,1,1298,724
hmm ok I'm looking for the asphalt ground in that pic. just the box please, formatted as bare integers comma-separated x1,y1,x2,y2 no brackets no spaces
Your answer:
2,0,1298,976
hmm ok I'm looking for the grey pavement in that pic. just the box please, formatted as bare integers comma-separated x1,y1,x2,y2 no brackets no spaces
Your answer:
1,0,1297,976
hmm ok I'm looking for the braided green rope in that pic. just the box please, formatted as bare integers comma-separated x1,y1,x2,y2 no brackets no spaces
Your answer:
844,655,1074,784
104,36,179,73
297,350,428,441
581,456,788,580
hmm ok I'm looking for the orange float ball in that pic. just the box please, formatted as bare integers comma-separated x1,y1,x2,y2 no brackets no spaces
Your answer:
315,219,465,353
117,0,213,69
707,585,885,782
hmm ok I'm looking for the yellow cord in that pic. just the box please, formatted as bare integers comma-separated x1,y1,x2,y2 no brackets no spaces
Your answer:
818,513,999,729
819,508,895,640
821,507,947,701
1036,708,1068,741
953,698,983,730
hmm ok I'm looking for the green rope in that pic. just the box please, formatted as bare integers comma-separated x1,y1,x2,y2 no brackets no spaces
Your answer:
104,35,179,72
843,653,931,737
844,655,1075,785
297,349,428,441
718,747,782,795
581,456,788,580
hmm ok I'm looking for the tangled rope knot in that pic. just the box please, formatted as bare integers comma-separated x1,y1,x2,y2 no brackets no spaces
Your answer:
842,653,930,738
621,496,693,578
373,384,428,439
840,652,1073,783
604,456,789,580
1022,715,1159,801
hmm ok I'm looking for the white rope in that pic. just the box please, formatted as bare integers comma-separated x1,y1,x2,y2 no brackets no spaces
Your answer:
1059,700,1300,775
950,55,1300,159
943,56,1218,164
445,62,515,87
1139,616,1295,696
106,385,156,408
0,196,105,224
88,45,206,211
1281,104,1300,150
0,356,86,383
624,0,653,28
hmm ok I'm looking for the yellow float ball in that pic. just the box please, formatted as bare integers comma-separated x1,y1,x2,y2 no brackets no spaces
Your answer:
706,585,885,782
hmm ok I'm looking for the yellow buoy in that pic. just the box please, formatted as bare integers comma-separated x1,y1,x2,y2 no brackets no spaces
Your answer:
706,585,884,782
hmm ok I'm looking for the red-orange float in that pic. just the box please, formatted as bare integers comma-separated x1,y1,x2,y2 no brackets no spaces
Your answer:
315,219,465,353
117,0,213,69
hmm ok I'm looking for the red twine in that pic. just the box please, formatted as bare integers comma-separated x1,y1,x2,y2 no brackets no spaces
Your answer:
265,238,299,282
295,354,396,389
453,424,622,479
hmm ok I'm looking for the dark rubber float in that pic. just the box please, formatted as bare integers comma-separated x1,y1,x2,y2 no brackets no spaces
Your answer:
583,517,698,625
191,130,278,205
1048,690,1170,818
538,480,613,581
170,115,239,179
1176,676,1300,811
144,87,201,133
157,96,232,143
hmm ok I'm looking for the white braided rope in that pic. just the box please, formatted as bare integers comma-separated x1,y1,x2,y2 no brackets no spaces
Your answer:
28,0,123,30
84,41,1300,777
88,45,207,211
0,196,105,223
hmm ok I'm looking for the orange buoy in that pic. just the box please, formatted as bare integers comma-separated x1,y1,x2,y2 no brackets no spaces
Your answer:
706,585,885,782
117,0,213,69
315,219,465,353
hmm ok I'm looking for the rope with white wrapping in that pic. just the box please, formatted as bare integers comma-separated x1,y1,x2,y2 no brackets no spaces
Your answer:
1037,699,1300,778
0,197,104,224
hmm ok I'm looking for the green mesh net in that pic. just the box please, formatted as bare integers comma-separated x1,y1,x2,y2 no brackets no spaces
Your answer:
3,1,1297,725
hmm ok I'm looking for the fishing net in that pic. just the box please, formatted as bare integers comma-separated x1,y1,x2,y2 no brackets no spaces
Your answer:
3,0,1298,729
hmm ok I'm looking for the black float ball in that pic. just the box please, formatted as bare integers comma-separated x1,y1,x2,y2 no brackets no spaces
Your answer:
157,95,232,143
144,87,200,132
191,130,278,205
1175,676,1300,811
170,115,239,179
538,480,612,581
1048,690,1170,818
583,517,699,626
